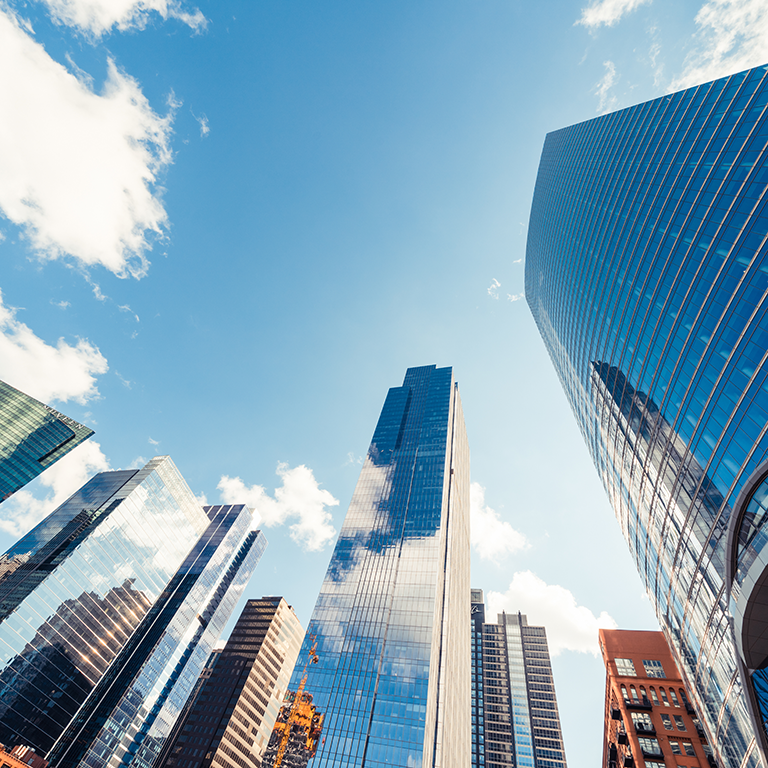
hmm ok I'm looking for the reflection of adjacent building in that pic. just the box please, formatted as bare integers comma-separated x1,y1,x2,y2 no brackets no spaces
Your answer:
159,596,303,768
600,630,712,768
525,64,768,768
471,590,567,768
276,365,470,767
0,378,93,502
0,455,264,768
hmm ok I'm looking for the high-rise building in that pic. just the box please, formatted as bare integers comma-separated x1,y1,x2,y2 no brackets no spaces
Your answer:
600,629,712,768
525,64,768,768
159,596,304,768
0,379,93,502
471,592,567,768
0,456,263,768
264,364,470,768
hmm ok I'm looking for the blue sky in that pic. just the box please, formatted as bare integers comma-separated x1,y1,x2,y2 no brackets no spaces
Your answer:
0,0,766,764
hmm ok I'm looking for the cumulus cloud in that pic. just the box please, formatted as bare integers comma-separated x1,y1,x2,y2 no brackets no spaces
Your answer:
577,0,651,28
0,290,107,404
470,482,529,562
218,463,339,551
488,571,617,656
487,278,501,299
0,441,109,538
0,8,174,277
673,0,768,89
596,60,618,114
39,0,206,37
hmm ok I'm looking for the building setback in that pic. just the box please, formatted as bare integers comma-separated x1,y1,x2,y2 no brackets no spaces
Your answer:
600,629,712,768
263,364,470,768
472,591,567,768
526,64,768,767
159,596,304,768
0,378,93,502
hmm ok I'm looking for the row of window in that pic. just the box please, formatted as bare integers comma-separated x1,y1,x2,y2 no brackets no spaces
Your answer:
615,657,666,678
620,683,688,707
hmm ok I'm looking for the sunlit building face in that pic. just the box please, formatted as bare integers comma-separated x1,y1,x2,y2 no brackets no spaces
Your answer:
272,365,470,768
527,65,768,768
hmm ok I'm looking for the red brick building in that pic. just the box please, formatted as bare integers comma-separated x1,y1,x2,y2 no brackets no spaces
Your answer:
0,744,48,768
600,629,715,768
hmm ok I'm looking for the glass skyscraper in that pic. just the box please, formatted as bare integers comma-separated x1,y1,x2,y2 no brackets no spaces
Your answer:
0,379,93,502
471,591,567,768
269,364,470,768
526,65,768,768
0,457,264,768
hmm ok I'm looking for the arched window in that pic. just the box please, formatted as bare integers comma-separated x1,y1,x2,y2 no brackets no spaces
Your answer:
640,686,648,702
621,684,629,702
670,689,680,707
659,687,669,705
649,687,660,705
679,688,689,704
630,685,639,702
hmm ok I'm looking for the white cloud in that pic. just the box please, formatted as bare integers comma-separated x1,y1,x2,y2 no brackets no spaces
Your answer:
487,278,501,299
193,112,210,137
0,8,175,277
148,437,160,446
673,0,768,90
507,292,524,302
218,463,339,551
0,441,110,538
0,289,108,404
470,482,529,562
596,60,618,114
39,0,206,37
577,0,651,28
488,571,617,656
512,258,523,264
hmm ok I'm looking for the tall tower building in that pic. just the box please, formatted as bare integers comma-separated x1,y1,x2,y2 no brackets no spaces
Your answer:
525,64,768,767
600,629,712,768
264,364,470,768
471,592,567,768
159,596,304,768
0,457,263,768
0,379,93,502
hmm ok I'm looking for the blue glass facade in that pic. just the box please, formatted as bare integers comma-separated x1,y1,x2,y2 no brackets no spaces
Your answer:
526,65,768,768
274,365,470,768
471,589,486,768
0,379,93,502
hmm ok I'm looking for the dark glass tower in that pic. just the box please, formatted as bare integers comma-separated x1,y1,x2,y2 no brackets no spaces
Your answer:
526,65,768,768
267,365,470,768
0,379,93,502
471,589,486,768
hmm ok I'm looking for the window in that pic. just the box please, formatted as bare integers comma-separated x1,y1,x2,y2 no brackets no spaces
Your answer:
630,685,640,702
640,686,648,701
674,715,686,730
631,712,653,731
639,737,662,756
650,687,660,705
621,684,629,701
670,741,682,755
670,688,681,707
661,714,673,730
616,658,636,676
645,763,665,768
683,742,695,756
660,687,670,705
643,659,666,678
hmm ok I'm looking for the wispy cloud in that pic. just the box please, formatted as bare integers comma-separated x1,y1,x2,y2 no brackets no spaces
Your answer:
148,437,160,447
218,463,339,551
673,0,768,89
488,572,617,656
512,258,523,264
51,299,70,309
39,0,206,38
595,60,618,113
470,482,529,562
0,289,107,404
344,451,363,466
507,292,524,302
0,8,174,277
487,278,501,299
193,111,210,137
0,441,109,538
577,0,651,28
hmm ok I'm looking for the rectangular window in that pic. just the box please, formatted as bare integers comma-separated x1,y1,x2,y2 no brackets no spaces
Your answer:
616,658,636,676
643,659,666,678
661,714,673,730
683,743,695,756
631,712,653,731
639,737,662,755
674,715,686,730
670,741,681,755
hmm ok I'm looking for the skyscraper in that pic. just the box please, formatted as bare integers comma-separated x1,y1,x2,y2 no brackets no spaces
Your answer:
0,457,263,767
265,364,470,768
600,629,712,768
160,596,304,768
526,65,768,767
0,379,93,502
471,591,567,768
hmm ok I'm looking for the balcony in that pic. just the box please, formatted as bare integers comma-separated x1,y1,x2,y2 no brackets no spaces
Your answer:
641,749,665,761
696,724,706,738
623,756,634,768
617,729,628,745
686,702,696,716
633,723,656,737
624,697,652,711
611,707,623,721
